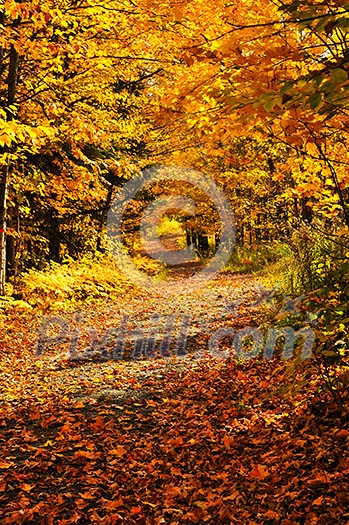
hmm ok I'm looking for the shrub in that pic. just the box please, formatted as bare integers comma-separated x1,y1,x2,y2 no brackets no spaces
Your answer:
225,242,287,274
273,221,349,412
15,253,134,311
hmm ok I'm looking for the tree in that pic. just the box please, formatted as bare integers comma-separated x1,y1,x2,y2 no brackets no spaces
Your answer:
0,0,171,292
150,0,349,236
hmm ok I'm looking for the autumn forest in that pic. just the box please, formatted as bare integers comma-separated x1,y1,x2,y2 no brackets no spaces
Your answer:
0,1,348,524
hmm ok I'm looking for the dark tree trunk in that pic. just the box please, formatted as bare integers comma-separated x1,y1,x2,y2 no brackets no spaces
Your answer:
186,229,191,248
6,235,15,276
301,197,313,223
197,233,209,256
0,41,18,295
96,184,114,252
48,210,61,262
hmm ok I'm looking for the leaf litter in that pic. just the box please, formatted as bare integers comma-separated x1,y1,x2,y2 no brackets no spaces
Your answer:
0,270,348,524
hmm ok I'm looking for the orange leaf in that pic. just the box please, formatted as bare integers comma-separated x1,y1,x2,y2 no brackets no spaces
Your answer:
109,446,127,458
223,435,235,449
265,510,279,519
79,491,95,500
259,380,269,388
0,461,13,469
249,464,269,480
104,497,124,510
224,490,240,502
312,496,324,506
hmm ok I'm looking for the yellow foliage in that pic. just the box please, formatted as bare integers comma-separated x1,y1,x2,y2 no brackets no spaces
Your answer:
19,254,134,311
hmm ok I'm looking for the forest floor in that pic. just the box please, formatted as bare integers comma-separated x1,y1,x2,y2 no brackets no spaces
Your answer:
0,262,348,525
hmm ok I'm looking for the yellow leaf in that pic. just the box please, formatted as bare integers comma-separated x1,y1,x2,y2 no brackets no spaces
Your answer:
21,483,34,492
109,446,127,457
0,461,13,469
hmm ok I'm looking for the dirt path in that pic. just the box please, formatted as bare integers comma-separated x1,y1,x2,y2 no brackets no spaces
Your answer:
47,268,272,402
1,266,273,406
0,267,347,525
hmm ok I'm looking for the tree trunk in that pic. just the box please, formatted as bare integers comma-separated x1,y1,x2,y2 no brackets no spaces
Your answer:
197,233,209,256
6,233,16,277
96,184,114,252
186,229,191,249
0,162,10,295
48,209,61,262
0,43,18,295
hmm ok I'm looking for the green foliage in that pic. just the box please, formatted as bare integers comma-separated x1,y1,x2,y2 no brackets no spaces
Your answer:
225,242,286,274
282,224,327,295
272,221,349,410
281,221,348,295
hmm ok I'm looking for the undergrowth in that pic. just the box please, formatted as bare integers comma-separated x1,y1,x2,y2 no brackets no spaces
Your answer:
224,242,288,275
0,253,164,313
269,222,349,413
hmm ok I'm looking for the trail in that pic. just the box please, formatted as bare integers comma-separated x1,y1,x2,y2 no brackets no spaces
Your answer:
0,264,347,525
25,265,272,405
1,258,272,405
